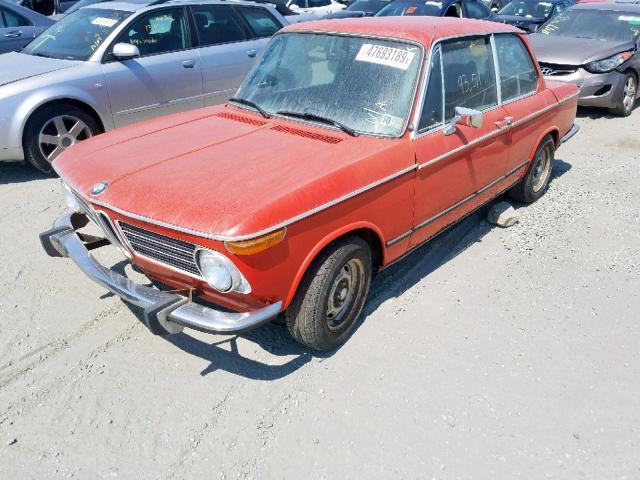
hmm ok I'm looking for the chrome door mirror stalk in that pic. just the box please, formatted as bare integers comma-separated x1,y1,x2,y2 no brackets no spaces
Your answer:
443,107,484,136
113,43,140,60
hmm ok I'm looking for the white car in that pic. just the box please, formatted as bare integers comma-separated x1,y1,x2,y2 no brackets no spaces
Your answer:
287,0,345,16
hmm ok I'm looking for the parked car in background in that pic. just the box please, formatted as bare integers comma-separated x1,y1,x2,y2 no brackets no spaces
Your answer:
0,0,286,173
376,0,497,21
286,0,345,16
0,0,52,53
494,0,574,32
14,0,79,16
42,17,578,351
530,3,640,116
324,0,390,18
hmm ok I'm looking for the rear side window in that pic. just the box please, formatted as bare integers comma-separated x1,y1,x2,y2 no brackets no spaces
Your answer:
441,36,498,120
418,46,444,131
192,5,247,46
1,7,31,27
237,7,282,38
463,0,489,19
494,34,538,102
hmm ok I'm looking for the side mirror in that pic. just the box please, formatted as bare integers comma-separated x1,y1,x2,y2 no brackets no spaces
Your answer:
112,43,140,60
443,107,484,135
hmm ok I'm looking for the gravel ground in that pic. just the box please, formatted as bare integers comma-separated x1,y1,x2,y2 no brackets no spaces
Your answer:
0,106,639,479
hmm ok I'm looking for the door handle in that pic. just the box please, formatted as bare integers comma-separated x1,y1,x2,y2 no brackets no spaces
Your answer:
494,116,513,128
246,49,257,58
4,31,23,38
182,59,196,69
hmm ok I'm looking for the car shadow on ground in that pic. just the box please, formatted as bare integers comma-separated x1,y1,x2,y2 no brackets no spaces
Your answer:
0,162,50,184
577,102,638,120
111,159,572,380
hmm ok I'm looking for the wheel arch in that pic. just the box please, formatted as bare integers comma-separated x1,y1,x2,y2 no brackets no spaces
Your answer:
282,222,386,309
530,126,560,159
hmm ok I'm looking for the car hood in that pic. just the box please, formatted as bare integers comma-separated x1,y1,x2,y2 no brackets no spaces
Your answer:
0,52,78,87
55,106,412,240
325,10,367,18
528,34,636,65
495,14,544,25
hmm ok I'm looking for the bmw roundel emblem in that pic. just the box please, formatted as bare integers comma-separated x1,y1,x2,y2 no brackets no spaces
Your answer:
91,181,108,196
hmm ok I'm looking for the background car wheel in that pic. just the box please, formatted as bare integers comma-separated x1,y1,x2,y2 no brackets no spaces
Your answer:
23,103,99,175
612,72,637,117
286,236,372,351
508,135,556,204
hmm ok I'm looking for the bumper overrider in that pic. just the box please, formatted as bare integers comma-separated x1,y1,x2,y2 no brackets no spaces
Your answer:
40,212,282,336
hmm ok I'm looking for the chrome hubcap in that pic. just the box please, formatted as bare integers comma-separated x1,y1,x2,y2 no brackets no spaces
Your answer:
623,76,636,111
326,258,363,331
532,146,551,193
39,115,92,163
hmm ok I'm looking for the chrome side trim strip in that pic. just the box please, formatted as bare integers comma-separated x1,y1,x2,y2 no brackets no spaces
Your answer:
385,160,529,247
56,93,577,244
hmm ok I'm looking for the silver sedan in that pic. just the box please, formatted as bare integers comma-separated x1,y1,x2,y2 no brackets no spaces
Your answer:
0,0,287,173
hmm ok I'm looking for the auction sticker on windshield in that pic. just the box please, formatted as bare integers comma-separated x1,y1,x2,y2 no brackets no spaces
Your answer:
91,17,118,28
355,44,416,70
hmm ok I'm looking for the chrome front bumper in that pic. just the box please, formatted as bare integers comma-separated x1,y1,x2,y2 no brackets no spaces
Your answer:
40,212,282,336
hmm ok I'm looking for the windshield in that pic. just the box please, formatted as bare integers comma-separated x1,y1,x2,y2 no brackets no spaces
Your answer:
539,9,640,41
65,0,108,15
23,8,130,61
376,0,443,16
347,0,391,12
498,0,554,18
234,33,422,137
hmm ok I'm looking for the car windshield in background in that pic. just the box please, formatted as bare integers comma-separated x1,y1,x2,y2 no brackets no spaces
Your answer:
376,0,442,16
234,33,422,137
64,0,108,15
539,9,640,42
498,0,553,18
347,0,391,12
23,8,130,61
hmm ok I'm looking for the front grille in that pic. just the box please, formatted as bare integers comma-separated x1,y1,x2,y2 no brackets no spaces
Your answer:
539,63,578,77
119,222,200,276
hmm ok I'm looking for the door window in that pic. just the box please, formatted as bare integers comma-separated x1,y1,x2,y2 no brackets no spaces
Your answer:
120,8,188,56
289,0,308,7
494,34,538,102
1,7,30,27
237,7,282,38
192,5,247,46
308,0,331,7
441,36,498,119
418,47,444,132
464,0,489,18
444,1,462,17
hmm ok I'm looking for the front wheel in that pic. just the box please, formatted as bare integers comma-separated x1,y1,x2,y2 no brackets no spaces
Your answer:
508,135,555,204
286,236,372,351
611,72,637,117
23,103,99,175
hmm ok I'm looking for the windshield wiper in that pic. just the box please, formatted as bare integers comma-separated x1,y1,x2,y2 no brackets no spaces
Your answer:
27,52,53,58
229,97,271,119
276,111,359,137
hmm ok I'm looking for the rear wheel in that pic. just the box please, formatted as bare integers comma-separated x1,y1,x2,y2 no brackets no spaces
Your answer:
23,104,99,175
611,72,637,117
508,135,555,204
286,236,372,351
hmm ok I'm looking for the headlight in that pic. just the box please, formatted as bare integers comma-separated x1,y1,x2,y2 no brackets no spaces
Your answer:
196,249,251,294
585,51,633,73
61,181,81,212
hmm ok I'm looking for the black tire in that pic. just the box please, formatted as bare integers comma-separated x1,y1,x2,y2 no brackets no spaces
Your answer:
23,103,100,175
508,135,556,204
286,236,372,351
611,72,637,117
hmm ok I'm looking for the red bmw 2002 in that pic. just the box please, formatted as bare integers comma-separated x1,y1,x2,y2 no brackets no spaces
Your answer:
41,17,579,351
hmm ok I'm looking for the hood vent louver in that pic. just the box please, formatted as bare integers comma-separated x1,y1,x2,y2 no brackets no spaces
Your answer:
215,111,267,126
271,125,343,144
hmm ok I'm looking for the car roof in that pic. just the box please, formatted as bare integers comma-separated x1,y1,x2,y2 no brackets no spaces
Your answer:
88,0,271,12
572,1,640,10
285,16,520,46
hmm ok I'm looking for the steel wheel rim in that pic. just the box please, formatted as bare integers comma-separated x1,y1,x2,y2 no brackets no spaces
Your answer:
38,115,92,164
623,76,636,111
531,146,551,193
326,258,364,331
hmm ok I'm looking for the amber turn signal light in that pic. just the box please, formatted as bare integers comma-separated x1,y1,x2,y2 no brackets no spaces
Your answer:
225,228,286,255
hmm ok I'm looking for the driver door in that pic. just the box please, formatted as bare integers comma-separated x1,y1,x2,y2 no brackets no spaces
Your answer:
410,36,511,248
102,7,204,128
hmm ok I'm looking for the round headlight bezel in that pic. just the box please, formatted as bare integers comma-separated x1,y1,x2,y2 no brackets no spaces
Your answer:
195,248,251,294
